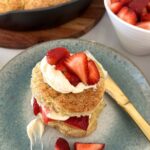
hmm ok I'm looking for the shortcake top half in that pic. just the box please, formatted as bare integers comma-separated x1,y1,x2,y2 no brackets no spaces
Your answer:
31,48,106,117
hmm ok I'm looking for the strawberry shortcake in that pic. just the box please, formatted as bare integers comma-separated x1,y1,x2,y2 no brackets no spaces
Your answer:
30,47,106,137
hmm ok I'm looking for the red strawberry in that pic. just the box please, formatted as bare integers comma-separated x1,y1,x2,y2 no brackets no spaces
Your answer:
64,72,81,86
33,98,41,116
46,47,70,65
141,13,150,21
118,6,128,18
136,21,150,29
129,0,149,14
111,0,120,3
65,52,88,84
41,107,53,124
147,2,150,11
88,60,100,85
74,143,105,150
141,7,148,16
65,116,89,130
117,7,137,25
56,61,67,71
56,61,80,86
55,138,70,150
110,2,123,14
120,0,132,5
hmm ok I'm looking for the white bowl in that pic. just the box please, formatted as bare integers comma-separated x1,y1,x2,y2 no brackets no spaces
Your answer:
104,0,150,56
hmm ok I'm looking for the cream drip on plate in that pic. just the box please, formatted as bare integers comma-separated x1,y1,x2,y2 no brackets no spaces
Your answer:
40,51,107,94
27,118,44,149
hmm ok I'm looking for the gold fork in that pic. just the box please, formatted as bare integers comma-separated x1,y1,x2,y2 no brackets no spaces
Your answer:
105,76,150,141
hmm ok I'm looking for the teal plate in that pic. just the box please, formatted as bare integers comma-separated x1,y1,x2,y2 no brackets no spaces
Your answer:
0,39,150,150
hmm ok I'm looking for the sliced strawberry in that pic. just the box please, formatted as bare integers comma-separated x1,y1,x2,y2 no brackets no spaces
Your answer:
88,60,100,85
64,72,81,86
117,7,137,25
129,0,149,14
46,47,70,65
41,107,53,124
56,60,68,73
141,13,150,21
33,98,41,116
136,21,150,29
120,0,132,5
111,0,120,3
117,6,128,18
110,2,123,14
55,138,70,150
147,2,150,12
65,52,88,84
141,7,148,16
56,61,81,86
74,143,105,150
65,116,89,130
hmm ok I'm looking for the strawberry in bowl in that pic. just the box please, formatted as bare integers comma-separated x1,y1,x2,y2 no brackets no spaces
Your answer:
110,0,150,30
104,0,150,55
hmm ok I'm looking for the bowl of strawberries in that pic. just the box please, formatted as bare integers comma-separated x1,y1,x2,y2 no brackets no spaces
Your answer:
104,0,150,55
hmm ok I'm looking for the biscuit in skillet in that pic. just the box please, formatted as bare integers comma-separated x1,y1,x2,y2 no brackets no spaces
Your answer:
0,0,70,13
24,0,69,10
0,0,24,13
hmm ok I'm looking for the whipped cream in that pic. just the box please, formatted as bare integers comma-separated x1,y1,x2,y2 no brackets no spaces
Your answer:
41,105,70,121
31,97,69,121
40,56,97,94
27,118,45,145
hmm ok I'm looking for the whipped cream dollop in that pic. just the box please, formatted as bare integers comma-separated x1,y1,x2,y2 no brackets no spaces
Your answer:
40,51,107,94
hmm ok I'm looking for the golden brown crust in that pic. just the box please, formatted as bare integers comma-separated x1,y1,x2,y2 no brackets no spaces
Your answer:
39,99,105,137
0,0,70,13
31,62,105,116
24,0,50,10
0,0,24,13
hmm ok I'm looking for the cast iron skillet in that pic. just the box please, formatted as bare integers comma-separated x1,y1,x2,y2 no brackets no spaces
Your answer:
0,0,91,31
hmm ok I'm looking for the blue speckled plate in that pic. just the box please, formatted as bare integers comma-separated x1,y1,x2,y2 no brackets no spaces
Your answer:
0,39,150,150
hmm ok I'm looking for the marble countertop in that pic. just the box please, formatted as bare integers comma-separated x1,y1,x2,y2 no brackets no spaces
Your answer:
0,13,150,83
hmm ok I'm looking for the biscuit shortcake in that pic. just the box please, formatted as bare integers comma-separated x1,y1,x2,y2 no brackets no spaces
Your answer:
31,47,105,137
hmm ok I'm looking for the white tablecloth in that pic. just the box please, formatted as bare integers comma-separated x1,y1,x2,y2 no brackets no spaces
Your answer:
0,13,150,83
